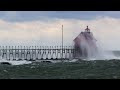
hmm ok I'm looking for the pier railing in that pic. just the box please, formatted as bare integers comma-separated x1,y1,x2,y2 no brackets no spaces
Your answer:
0,46,75,61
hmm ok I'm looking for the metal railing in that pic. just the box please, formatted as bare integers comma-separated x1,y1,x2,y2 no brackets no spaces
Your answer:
0,46,75,61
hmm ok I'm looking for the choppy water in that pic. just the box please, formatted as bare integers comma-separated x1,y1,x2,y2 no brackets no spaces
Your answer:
1,59,120,79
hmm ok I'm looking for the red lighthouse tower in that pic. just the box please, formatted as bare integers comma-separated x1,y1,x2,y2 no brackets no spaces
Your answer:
73,26,98,59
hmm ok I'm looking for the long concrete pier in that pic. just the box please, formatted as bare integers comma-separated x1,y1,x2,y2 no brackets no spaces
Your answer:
0,46,75,61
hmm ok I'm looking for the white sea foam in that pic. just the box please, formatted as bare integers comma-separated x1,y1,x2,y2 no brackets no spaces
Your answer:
0,59,32,65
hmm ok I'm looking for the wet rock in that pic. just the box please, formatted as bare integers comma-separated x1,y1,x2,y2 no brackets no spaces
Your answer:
41,61,52,63
0,62,11,65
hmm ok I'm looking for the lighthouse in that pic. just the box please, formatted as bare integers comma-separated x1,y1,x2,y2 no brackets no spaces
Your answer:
73,26,98,59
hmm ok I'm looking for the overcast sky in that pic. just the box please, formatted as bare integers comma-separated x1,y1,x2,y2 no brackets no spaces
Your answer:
0,11,120,50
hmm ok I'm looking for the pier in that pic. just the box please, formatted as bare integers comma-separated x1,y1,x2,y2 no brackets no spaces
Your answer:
0,46,75,61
